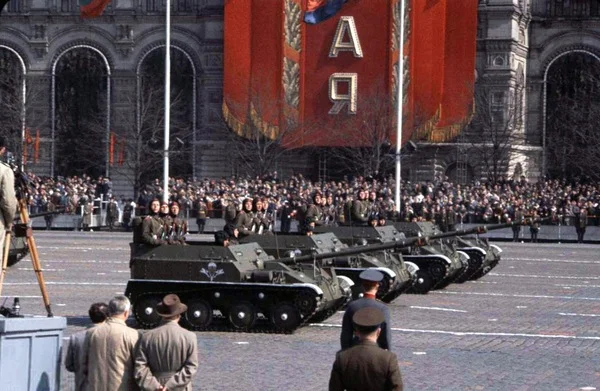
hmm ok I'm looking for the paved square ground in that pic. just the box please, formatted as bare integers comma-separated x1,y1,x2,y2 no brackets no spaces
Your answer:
2,232,598,390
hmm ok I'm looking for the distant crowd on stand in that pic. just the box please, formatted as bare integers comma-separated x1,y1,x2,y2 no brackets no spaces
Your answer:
23,171,600,237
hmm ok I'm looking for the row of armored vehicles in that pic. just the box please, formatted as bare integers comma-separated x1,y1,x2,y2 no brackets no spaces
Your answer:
124,221,518,333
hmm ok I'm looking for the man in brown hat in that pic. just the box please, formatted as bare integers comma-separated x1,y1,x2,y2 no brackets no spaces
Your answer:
134,294,199,391
329,307,403,391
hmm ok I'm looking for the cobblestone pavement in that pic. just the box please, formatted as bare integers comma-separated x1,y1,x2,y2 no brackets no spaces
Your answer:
1,232,598,390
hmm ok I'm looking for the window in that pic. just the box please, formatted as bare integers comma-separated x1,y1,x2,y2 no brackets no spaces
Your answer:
548,0,600,17
490,91,506,124
6,0,22,12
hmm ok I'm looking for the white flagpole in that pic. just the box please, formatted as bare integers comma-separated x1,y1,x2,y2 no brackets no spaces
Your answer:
163,0,171,203
395,0,406,211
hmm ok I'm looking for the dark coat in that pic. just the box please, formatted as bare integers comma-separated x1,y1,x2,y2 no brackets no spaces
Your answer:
234,210,256,237
142,215,165,245
351,200,369,224
340,297,392,351
329,340,403,391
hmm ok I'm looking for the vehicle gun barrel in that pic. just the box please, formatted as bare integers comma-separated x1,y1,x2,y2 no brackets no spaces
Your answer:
273,235,428,265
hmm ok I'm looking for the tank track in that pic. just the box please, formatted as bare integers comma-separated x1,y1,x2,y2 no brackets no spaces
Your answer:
131,284,347,334
404,256,457,294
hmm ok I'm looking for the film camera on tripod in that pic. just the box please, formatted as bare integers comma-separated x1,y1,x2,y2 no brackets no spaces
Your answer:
0,139,53,318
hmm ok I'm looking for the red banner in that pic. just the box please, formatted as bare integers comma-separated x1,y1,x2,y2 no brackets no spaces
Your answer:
223,0,478,147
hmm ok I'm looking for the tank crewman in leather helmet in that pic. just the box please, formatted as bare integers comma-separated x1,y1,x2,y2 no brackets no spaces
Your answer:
167,201,187,245
141,198,166,246
304,192,323,234
234,197,255,237
340,269,392,351
351,189,370,225
329,307,403,391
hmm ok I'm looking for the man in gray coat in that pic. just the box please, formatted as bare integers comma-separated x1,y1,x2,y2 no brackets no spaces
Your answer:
83,295,140,391
65,302,108,391
135,294,199,391
0,136,17,253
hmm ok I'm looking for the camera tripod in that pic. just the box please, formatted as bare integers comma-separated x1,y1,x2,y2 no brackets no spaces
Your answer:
0,195,53,318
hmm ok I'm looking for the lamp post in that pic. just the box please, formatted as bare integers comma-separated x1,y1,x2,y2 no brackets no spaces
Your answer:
395,0,406,210
163,0,171,203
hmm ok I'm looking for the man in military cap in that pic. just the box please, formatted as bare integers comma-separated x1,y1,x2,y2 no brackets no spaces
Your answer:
0,136,17,253
340,269,392,351
329,307,403,391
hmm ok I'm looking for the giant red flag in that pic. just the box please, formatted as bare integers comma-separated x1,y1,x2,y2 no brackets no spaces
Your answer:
223,0,478,148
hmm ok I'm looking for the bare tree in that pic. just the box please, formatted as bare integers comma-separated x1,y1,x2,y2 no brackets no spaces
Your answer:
325,87,396,178
222,92,317,178
109,84,191,198
545,61,600,180
0,63,47,164
464,85,525,182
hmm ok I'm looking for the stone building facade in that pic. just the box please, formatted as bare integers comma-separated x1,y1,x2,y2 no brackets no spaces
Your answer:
0,0,227,196
1,0,599,193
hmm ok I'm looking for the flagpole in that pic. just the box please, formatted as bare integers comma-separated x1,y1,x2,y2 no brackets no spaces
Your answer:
163,0,171,203
395,0,405,211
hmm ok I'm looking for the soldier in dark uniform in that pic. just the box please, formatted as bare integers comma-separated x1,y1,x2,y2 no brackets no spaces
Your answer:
45,198,56,230
529,210,541,243
512,207,524,242
195,198,208,234
304,193,323,234
575,207,588,243
340,270,392,351
234,197,255,237
350,189,369,225
105,196,119,231
279,200,294,233
446,204,456,232
252,198,271,234
322,193,338,225
329,307,403,391
141,198,166,246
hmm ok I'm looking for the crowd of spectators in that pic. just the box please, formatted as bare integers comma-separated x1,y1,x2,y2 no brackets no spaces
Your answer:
23,170,600,227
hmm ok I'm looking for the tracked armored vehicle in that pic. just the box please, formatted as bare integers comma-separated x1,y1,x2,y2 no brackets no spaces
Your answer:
240,232,414,302
125,242,353,333
395,221,512,281
323,225,488,293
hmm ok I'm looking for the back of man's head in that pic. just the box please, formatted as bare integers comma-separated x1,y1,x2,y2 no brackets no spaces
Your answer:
108,295,131,317
88,302,109,324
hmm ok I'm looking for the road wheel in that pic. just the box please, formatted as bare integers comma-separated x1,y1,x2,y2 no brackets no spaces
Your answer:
228,301,256,330
410,270,434,294
133,295,162,329
271,302,301,332
183,299,213,330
